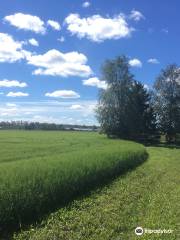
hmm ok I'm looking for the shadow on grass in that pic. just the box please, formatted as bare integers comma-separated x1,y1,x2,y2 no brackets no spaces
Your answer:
145,142,180,149
127,134,180,149
2,152,148,240
142,139,180,149
108,133,180,149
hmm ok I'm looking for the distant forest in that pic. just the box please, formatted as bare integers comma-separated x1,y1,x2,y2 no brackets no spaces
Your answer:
0,121,99,131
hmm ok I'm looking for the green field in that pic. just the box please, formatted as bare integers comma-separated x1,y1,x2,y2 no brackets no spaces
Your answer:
0,131,179,239
0,130,147,239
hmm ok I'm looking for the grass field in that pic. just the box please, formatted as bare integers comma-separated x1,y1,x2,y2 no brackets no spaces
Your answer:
0,130,147,238
14,145,180,240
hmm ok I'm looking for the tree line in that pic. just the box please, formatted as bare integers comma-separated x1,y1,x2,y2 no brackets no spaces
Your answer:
96,56,180,143
0,121,99,131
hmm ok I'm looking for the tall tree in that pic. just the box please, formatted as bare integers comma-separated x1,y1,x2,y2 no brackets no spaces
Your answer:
153,64,180,142
128,81,156,138
96,56,156,139
96,56,134,138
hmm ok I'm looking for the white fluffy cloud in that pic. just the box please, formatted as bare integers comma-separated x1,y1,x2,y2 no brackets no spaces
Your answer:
57,36,65,42
45,90,80,98
28,38,39,46
0,33,27,62
129,58,142,67
4,13,46,34
70,104,83,110
0,79,27,88
82,1,91,8
83,77,107,89
0,100,98,125
64,13,133,42
47,20,61,31
129,10,145,21
0,107,18,116
147,58,160,64
6,91,29,97
6,103,17,107
27,49,92,77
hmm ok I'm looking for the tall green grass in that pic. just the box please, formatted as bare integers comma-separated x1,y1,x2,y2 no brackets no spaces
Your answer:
14,146,179,240
0,131,147,234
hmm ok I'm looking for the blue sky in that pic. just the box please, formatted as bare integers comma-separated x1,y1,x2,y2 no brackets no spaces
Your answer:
0,0,179,125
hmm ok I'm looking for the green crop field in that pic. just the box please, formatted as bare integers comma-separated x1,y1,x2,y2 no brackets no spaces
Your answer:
14,144,180,240
0,130,147,239
0,131,179,239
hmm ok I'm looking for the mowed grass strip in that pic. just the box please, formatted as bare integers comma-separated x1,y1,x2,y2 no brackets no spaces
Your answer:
0,131,147,235
14,146,180,240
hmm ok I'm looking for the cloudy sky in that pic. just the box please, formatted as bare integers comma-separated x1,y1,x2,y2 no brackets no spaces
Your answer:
0,0,179,125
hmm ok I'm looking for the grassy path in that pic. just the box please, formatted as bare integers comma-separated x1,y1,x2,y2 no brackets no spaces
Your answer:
14,146,180,240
